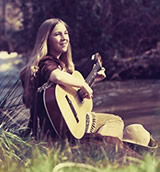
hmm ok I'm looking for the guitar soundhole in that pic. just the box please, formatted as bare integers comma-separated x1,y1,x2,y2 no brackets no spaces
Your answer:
65,95,79,123
77,89,84,102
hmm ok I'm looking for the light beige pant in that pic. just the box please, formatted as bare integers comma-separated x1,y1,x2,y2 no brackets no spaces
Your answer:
87,112,124,140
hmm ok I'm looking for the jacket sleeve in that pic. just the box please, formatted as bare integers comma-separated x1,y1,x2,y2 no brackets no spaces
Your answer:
38,57,60,82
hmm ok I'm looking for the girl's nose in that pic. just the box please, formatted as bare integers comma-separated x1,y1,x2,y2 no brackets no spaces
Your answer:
60,33,64,40
61,33,68,40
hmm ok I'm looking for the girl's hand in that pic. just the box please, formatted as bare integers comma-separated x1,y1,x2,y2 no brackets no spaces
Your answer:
81,82,93,99
95,67,106,82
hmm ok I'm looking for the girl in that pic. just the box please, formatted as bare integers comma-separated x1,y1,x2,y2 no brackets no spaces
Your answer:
20,18,124,141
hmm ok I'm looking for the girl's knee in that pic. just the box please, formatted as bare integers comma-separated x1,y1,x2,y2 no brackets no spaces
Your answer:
113,115,124,128
114,115,123,121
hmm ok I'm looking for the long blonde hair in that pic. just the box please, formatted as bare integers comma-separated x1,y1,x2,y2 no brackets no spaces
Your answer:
20,18,75,107
28,18,74,74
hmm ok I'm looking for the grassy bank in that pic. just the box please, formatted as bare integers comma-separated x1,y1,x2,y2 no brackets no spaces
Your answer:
0,129,160,172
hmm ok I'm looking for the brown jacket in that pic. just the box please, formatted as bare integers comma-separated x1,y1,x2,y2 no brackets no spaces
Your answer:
19,55,67,140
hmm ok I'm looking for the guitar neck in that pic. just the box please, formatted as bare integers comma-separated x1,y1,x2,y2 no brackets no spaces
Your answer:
85,62,101,87
77,54,102,102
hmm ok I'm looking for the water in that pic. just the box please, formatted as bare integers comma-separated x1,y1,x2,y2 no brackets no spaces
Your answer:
0,51,24,102
0,51,30,135
93,80,160,140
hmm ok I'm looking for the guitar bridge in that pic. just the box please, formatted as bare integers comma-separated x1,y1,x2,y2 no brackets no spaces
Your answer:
65,95,79,123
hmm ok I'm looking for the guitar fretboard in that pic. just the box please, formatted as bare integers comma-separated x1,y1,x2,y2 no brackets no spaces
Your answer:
85,61,101,87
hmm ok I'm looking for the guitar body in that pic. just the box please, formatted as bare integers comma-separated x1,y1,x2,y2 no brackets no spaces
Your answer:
43,71,93,139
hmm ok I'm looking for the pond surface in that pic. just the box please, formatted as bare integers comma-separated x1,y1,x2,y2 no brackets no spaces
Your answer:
93,79,160,141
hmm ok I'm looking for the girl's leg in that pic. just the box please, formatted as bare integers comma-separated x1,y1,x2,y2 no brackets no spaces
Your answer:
87,112,124,140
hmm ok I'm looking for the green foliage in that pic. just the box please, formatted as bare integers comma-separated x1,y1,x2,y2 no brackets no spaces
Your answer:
1,0,160,79
0,129,160,172
1,0,160,56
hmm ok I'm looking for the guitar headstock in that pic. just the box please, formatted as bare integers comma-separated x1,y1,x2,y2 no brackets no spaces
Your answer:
91,52,102,68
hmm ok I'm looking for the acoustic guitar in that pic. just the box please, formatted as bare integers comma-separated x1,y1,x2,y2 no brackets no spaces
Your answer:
43,53,102,139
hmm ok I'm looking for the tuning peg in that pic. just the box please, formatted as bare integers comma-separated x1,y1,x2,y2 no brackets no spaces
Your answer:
91,52,100,62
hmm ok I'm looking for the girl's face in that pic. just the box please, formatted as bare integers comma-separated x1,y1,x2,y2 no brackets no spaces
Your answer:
48,22,69,58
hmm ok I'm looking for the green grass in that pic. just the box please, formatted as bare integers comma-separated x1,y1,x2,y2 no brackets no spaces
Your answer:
0,129,160,172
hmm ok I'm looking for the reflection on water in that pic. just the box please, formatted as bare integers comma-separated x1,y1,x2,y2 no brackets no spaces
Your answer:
93,80,160,140
0,51,24,107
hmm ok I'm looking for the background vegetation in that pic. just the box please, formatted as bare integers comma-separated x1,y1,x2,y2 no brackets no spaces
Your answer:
0,129,159,172
0,1,160,171
0,0,160,79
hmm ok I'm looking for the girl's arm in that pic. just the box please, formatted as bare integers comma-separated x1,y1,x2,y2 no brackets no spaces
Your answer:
49,69,93,99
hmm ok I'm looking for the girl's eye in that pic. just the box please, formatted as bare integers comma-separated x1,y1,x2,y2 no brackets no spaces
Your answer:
54,33,60,36
53,31,68,36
